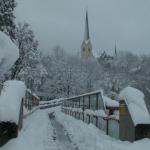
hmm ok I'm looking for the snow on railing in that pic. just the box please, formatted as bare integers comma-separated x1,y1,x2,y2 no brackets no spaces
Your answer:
61,90,119,139
39,98,64,109
62,87,150,142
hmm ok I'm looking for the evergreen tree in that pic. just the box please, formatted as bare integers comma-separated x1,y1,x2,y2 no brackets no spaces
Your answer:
0,0,17,39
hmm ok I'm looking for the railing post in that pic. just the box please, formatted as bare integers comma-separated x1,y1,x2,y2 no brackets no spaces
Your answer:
83,96,85,121
96,94,98,110
106,118,109,135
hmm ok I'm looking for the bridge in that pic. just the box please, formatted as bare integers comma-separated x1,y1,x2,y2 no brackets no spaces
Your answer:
0,81,150,150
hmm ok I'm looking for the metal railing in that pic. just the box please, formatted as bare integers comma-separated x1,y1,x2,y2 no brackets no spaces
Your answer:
61,91,119,139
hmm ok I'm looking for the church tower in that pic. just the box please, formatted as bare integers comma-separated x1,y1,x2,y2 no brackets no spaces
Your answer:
81,10,93,59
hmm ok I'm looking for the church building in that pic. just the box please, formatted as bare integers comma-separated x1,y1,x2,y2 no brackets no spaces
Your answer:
81,10,93,59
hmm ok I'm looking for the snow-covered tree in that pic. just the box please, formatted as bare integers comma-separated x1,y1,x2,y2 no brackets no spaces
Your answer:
10,23,47,91
41,46,100,99
0,0,17,39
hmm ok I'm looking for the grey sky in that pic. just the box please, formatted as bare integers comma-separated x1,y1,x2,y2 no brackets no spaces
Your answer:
15,0,150,55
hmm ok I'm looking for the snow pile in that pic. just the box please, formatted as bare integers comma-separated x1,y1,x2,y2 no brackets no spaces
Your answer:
100,90,119,108
0,80,26,123
84,109,107,117
0,31,19,73
103,96,119,107
119,86,150,125
94,110,107,117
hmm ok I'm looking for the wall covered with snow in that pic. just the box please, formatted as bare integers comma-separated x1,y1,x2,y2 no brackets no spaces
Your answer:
119,86,150,125
0,80,26,124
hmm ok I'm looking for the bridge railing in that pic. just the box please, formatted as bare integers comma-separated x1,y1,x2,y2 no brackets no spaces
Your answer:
61,91,119,139
24,89,40,113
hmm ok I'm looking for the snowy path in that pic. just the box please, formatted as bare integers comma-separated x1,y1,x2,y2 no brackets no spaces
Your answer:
0,109,56,150
0,108,78,150
49,113,78,150
1,107,150,150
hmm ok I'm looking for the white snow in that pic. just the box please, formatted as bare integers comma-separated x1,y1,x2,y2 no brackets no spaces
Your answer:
39,98,64,105
0,109,55,150
54,107,150,150
84,109,107,117
26,89,40,100
62,106,83,113
102,95,119,107
0,31,19,73
1,107,150,150
66,90,102,100
0,80,26,124
119,86,150,125
23,106,39,118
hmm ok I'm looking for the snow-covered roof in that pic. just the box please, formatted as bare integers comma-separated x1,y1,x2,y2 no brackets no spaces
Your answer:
0,31,19,74
0,80,26,124
119,86,150,125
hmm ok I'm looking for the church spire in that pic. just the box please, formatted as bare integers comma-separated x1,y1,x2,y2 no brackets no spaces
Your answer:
81,9,93,59
115,41,117,56
84,9,90,41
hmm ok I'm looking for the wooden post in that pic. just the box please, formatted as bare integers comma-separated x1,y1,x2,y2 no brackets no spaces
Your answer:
18,98,24,130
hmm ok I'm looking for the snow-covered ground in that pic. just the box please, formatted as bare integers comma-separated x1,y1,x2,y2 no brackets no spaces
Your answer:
0,109,55,150
1,107,150,150
55,107,150,150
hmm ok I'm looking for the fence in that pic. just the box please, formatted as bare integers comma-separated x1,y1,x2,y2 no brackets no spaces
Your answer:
61,91,119,139
24,89,39,111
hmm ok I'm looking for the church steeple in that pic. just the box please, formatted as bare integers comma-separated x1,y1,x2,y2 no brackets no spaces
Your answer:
115,41,117,56
84,10,90,41
81,9,93,59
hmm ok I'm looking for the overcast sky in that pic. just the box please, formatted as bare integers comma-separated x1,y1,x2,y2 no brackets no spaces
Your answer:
15,0,150,55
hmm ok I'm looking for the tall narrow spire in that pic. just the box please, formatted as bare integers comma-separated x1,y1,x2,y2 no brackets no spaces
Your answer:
84,9,90,41
115,41,117,56
81,9,93,59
